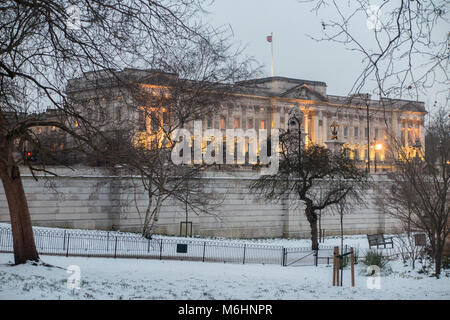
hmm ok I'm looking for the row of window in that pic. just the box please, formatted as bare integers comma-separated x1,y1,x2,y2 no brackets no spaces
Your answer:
337,126,385,140
87,107,124,123
138,110,169,131
206,116,267,130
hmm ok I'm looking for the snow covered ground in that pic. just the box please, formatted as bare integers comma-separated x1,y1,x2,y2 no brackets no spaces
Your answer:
0,223,449,300
0,253,449,300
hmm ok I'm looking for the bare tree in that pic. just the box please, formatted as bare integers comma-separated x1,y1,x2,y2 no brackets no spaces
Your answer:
0,0,255,264
331,197,350,253
392,228,425,270
103,126,223,239
82,38,254,238
377,108,449,276
250,128,369,250
302,0,449,104
301,0,449,275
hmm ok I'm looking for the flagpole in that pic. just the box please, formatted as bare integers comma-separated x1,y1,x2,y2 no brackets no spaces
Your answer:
270,32,274,77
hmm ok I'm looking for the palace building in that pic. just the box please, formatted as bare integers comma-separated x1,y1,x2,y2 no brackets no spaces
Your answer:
66,68,427,170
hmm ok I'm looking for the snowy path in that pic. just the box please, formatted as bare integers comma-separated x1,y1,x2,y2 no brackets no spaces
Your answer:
0,253,449,300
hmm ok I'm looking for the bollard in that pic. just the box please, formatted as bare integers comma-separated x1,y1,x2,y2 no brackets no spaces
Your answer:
114,236,118,258
351,247,355,287
66,234,70,257
202,241,206,262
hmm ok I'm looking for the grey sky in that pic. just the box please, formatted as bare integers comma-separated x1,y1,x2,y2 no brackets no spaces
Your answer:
205,0,449,113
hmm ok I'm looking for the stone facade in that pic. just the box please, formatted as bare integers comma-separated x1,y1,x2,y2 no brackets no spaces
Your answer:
66,70,427,170
0,166,400,238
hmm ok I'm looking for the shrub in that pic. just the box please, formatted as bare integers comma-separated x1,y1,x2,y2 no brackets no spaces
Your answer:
442,256,449,270
353,247,359,265
362,250,388,270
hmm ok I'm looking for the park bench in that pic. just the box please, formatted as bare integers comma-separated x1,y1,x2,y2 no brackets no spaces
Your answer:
367,233,394,249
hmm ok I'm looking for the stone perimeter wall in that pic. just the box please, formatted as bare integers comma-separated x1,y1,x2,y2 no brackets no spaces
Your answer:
0,166,400,238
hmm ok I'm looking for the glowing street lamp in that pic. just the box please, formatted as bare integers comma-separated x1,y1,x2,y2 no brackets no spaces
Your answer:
374,141,383,172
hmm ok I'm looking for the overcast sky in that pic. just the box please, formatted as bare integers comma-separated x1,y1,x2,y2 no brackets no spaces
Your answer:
204,0,449,113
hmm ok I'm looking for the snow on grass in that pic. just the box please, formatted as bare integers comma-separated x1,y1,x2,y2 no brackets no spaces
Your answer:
0,223,389,265
0,222,373,249
0,253,449,300
1,223,448,300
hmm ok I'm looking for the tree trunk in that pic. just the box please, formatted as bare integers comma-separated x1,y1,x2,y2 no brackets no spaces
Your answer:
142,189,153,239
435,241,443,277
304,199,319,250
0,163,39,264
142,189,164,239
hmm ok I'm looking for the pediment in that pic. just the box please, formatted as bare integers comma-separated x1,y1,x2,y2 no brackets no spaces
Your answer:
399,101,426,113
280,84,328,101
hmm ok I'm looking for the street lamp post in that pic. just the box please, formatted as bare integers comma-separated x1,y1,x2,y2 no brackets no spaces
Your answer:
365,95,371,173
374,140,383,172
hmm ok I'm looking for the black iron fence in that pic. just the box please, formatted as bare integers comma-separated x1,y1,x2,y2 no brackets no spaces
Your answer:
0,226,338,267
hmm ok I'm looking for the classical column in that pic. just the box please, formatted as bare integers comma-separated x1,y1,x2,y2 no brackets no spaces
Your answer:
420,118,425,152
315,110,321,145
303,111,309,140
323,112,328,142
271,106,280,129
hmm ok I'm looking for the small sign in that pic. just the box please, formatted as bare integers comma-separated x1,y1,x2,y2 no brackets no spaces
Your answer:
176,244,188,253
414,233,426,246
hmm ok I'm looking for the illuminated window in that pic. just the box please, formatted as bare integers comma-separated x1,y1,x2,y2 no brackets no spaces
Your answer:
234,118,240,129
151,112,159,131
407,130,413,145
138,110,146,131
260,120,265,130
220,116,226,129
163,112,168,125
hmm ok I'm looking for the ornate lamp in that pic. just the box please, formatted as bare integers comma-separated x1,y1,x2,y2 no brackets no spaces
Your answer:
330,121,339,140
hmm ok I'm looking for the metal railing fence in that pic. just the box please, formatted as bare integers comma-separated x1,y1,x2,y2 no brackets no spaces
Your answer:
0,226,340,267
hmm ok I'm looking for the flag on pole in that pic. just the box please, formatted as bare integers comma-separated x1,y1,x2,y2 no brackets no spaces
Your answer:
267,32,274,76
